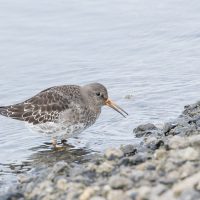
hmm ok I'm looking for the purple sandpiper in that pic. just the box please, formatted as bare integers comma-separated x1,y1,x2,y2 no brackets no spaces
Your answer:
0,83,128,148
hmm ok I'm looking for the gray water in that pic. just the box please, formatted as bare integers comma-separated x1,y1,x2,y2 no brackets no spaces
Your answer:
1,0,200,194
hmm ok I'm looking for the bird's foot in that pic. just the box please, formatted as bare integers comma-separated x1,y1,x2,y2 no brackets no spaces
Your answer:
52,138,65,150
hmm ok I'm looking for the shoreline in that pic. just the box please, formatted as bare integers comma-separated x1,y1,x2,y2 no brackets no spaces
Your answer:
3,101,200,200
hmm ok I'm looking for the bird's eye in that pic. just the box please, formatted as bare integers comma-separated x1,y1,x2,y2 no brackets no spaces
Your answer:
96,92,101,96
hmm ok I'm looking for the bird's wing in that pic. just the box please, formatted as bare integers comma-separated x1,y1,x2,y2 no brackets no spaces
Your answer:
0,86,79,125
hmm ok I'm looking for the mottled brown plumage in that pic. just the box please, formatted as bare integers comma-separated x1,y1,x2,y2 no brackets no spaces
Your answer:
0,83,128,145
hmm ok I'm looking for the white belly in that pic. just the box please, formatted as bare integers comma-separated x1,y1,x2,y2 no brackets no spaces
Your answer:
26,121,86,139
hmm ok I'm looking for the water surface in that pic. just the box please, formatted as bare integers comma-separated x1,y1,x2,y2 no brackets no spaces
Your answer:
1,0,200,194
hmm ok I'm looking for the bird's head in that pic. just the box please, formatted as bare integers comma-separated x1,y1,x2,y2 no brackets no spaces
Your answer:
82,83,128,117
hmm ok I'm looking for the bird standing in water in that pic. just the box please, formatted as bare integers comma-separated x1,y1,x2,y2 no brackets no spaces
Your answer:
0,83,128,148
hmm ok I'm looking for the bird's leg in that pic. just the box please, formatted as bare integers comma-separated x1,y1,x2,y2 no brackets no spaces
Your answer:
51,137,64,150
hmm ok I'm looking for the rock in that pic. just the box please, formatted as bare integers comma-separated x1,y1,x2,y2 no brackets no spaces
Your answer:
96,161,114,174
163,122,177,135
134,123,158,138
130,170,144,182
179,162,197,179
144,136,164,151
109,175,132,189
170,147,199,161
188,134,200,146
56,178,68,190
48,161,69,180
119,152,148,166
167,135,189,149
154,149,167,160
174,173,200,195
151,184,167,196
104,148,123,160
125,189,138,200
107,190,130,200
28,180,54,199
90,196,106,200
136,186,151,200
120,144,137,156
18,174,33,184
79,187,95,200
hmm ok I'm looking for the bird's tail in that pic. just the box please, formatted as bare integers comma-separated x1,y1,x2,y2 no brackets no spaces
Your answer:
0,106,9,117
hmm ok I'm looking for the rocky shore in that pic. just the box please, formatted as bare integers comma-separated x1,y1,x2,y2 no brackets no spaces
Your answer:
3,101,200,200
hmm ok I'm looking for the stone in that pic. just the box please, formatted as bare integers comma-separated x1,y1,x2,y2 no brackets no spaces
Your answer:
154,149,167,160
79,187,95,200
104,148,124,160
163,122,177,135
107,190,130,200
145,136,164,151
125,189,138,200
167,135,189,149
171,147,199,161
120,144,137,156
96,161,114,174
179,162,196,179
134,123,158,138
136,186,151,200
56,178,68,190
48,161,69,180
90,196,106,200
130,170,144,182
172,171,200,197
18,174,33,184
109,175,132,189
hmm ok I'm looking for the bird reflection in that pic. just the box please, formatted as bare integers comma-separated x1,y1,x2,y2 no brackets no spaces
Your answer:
27,142,92,168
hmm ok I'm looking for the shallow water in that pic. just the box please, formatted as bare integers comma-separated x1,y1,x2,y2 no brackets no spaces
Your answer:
1,0,200,194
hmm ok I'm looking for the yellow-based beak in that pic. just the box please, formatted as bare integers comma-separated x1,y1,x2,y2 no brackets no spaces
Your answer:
105,99,128,118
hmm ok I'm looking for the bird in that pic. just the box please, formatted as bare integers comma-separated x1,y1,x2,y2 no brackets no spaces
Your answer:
0,83,128,148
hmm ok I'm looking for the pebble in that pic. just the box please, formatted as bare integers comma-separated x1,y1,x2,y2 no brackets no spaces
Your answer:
96,161,114,174
56,178,68,190
79,187,95,200
104,148,124,160
109,175,133,189
171,147,199,161
107,190,130,200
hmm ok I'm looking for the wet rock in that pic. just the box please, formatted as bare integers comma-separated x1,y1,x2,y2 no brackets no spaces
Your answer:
48,161,69,180
18,174,33,184
144,136,165,151
134,123,158,138
120,144,137,156
109,175,133,189
163,122,177,135
104,148,123,160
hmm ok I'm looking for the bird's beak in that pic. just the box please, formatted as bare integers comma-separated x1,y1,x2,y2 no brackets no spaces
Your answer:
105,98,128,118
